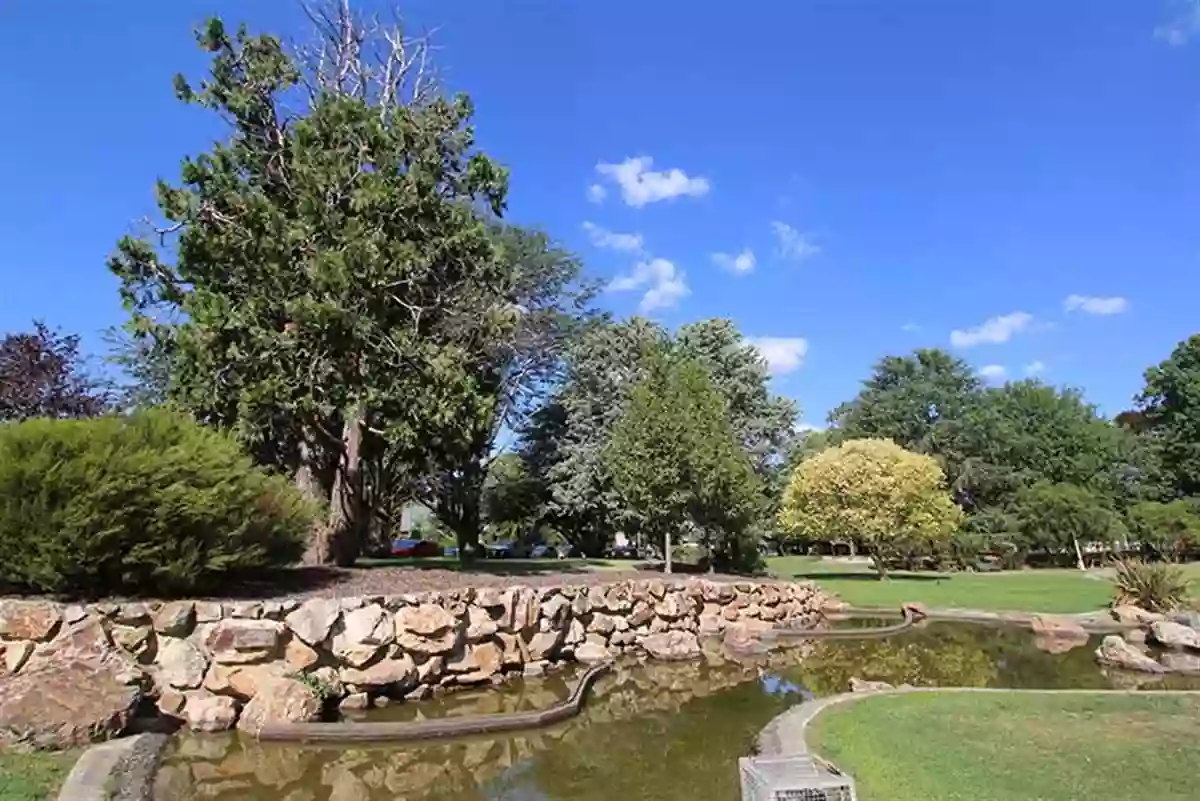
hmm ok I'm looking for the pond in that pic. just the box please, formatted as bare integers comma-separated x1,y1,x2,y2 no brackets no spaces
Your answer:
155,622,1200,801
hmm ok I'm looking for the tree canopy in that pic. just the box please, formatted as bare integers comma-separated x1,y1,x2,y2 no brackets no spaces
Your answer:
605,350,764,572
1136,334,1200,499
0,322,110,422
780,438,962,578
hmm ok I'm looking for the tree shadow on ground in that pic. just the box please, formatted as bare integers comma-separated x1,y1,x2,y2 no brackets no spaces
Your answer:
784,570,946,583
353,558,611,577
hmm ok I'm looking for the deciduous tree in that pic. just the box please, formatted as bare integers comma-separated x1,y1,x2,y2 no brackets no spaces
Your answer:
0,322,110,421
605,352,763,573
779,438,962,579
1136,334,1200,498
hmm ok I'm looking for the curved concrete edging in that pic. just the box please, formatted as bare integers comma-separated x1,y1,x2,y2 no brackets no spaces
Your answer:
756,686,1200,762
56,732,169,801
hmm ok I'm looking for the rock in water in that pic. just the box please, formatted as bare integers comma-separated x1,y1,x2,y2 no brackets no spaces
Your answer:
1095,634,1168,674
238,677,322,736
640,631,701,661
573,642,612,665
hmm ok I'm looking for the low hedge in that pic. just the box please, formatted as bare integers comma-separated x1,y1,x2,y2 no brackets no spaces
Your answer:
0,408,316,598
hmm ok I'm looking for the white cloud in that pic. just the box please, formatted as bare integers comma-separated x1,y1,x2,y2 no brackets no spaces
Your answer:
1063,294,1129,315
746,337,809,374
901,322,921,333
581,221,644,253
771,222,820,262
608,258,689,313
1155,1,1200,45
950,311,1033,348
711,248,756,275
795,421,825,433
978,364,1007,381
586,183,607,203
1025,360,1046,376
594,156,710,208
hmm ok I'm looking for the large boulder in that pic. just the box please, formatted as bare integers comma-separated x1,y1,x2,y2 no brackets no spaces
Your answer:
285,599,342,647
1149,620,1200,651
1160,651,1200,674
640,631,701,661
1095,635,1168,674
1030,615,1087,639
0,620,143,748
238,677,322,736
331,605,394,668
156,637,209,690
0,601,63,641
183,693,239,732
1110,605,1165,626
203,619,284,664
574,642,612,665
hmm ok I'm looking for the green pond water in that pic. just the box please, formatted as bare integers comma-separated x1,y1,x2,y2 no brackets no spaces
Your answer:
155,622,1200,801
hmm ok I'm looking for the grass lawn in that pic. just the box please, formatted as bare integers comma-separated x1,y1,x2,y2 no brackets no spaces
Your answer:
766,555,1121,613
808,692,1200,801
0,751,78,801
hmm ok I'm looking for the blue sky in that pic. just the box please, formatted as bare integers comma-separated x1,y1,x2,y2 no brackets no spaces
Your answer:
2,1,1198,429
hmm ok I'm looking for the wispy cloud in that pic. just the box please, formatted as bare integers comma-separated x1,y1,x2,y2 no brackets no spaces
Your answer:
586,184,607,204
594,156,710,208
771,222,820,262
746,337,809,374
950,311,1034,348
901,322,921,333
978,364,1007,381
1156,0,1200,45
608,258,689,313
711,248,756,275
795,421,825,434
1025,360,1046,376
581,221,644,253
1063,294,1129,315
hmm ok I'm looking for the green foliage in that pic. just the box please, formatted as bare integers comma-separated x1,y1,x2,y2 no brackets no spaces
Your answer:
605,350,765,572
107,17,525,565
521,317,793,559
829,349,981,451
1125,499,1200,562
1010,482,1125,566
1136,333,1200,498
779,438,963,578
0,409,314,597
1111,558,1190,612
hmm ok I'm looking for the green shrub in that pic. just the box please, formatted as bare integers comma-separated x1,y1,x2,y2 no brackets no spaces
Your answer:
1111,558,1190,612
0,408,316,598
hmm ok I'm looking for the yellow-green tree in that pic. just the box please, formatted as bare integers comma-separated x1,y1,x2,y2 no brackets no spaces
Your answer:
779,438,962,579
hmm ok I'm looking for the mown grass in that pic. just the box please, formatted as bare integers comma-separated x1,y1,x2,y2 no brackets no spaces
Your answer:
0,751,78,801
766,556,1120,613
356,556,633,574
808,691,1200,801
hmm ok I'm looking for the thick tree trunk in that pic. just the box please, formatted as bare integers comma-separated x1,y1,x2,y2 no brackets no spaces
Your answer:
326,407,365,568
298,433,334,566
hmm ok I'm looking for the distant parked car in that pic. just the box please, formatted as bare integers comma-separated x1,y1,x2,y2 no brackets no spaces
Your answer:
390,538,442,558
486,541,530,559
556,544,581,559
530,544,555,558
608,544,639,559
443,545,458,558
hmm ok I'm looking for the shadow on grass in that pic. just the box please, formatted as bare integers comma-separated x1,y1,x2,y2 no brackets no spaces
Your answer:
353,557,612,577
785,570,947,583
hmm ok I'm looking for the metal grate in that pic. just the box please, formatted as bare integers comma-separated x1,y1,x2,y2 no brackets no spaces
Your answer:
739,756,857,801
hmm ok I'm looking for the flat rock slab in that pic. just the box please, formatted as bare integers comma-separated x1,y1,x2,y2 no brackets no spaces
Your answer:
56,732,168,801
0,659,143,749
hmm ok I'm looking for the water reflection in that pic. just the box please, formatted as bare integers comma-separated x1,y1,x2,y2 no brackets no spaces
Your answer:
157,622,1200,801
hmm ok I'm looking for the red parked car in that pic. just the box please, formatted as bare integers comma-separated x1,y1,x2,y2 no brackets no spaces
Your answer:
390,538,442,558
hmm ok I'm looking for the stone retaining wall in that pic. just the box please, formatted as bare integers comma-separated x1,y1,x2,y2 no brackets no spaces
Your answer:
0,579,824,738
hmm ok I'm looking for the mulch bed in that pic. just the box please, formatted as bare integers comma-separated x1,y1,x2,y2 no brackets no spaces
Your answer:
2,565,781,604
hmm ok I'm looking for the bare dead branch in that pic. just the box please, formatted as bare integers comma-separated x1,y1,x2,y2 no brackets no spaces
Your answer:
293,0,442,114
